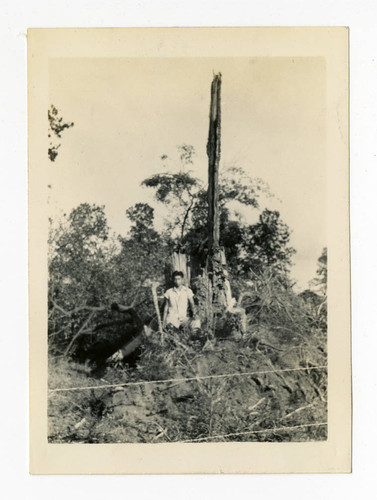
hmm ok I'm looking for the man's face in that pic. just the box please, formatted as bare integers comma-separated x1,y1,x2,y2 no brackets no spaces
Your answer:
173,275,183,287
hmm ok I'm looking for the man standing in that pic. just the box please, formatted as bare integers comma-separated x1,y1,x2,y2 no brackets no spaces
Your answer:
162,271,196,329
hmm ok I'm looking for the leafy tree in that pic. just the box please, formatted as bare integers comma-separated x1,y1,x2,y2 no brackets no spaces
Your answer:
300,247,328,332
142,145,201,246
126,202,154,228
48,203,113,309
48,105,74,162
115,203,169,297
142,145,294,278
239,209,296,276
310,247,327,295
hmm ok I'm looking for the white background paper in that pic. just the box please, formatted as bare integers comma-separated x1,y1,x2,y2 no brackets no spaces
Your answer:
0,0,375,497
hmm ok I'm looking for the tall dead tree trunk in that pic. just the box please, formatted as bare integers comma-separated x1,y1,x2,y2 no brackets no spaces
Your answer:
206,73,228,333
207,73,222,255
205,74,245,336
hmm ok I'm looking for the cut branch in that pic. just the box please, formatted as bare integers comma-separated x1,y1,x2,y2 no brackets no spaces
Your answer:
151,282,163,332
64,311,95,355
51,299,105,317
179,198,194,248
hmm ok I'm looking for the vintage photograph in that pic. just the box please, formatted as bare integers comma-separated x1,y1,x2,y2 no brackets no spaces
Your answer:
46,56,328,444
28,27,350,474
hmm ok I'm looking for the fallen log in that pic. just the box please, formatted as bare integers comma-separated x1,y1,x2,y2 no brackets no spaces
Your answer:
73,304,144,370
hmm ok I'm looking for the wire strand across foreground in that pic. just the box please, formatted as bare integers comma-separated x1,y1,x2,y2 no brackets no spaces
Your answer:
179,422,328,443
48,365,327,394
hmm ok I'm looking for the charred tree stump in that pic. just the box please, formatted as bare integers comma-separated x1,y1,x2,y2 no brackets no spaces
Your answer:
164,252,192,288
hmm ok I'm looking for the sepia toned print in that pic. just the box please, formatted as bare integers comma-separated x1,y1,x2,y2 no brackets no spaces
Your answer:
29,28,350,473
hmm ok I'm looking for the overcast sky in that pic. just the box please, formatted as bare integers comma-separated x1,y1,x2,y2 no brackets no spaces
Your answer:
49,56,326,290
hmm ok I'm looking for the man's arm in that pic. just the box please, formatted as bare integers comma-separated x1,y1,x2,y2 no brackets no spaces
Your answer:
188,296,197,319
162,297,168,327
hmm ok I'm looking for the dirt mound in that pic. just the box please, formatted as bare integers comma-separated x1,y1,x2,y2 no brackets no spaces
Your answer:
48,325,327,443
